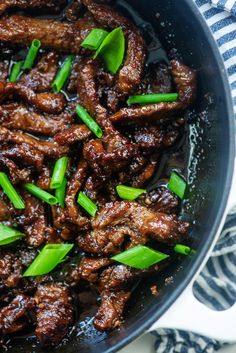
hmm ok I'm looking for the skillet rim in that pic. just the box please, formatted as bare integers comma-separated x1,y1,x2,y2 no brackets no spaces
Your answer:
102,0,235,352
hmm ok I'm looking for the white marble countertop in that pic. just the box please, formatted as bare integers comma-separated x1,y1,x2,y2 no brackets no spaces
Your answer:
118,333,236,353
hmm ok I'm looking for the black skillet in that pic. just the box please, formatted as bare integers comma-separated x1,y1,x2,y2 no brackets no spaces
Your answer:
6,0,235,352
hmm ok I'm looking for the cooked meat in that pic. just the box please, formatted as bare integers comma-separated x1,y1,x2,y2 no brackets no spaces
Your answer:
0,15,97,53
94,290,131,331
20,52,59,92
110,60,197,124
142,187,179,214
0,143,44,171
0,155,31,184
65,159,90,229
35,283,73,346
0,295,35,335
128,125,180,151
83,127,138,176
54,124,92,145
0,82,66,114
82,0,146,93
0,252,22,289
78,201,189,255
77,57,108,125
0,0,66,15
79,257,111,284
0,0,195,345
21,193,46,247
0,103,72,136
0,127,69,157
0,60,9,82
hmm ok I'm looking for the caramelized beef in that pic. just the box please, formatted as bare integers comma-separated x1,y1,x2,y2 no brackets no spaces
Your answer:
20,52,59,92
0,295,35,335
35,283,73,346
78,201,189,255
0,0,66,15
0,15,96,53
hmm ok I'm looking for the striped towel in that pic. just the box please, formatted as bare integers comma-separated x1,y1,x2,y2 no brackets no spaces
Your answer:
153,0,236,352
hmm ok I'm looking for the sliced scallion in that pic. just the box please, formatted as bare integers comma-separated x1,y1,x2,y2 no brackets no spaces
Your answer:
127,93,178,106
116,185,146,201
81,28,109,50
24,183,57,205
112,245,169,269
52,55,74,93
77,191,98,217
9,61,24,82
22,39,41,70
76,104,103,138
23,243,74,277
0,172,25,209
0,224,24,245
174,244,196,256
50,156,68,190
168,171,187,199
55,178,67,208
94,27,125,74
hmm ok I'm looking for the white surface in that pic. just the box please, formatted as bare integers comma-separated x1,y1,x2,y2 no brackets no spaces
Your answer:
118,334,236,353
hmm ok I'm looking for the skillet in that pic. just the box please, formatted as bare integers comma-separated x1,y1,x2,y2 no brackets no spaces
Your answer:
4,0,236,352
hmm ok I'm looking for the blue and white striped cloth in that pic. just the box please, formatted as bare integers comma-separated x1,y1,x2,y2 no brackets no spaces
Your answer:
153,0,236,352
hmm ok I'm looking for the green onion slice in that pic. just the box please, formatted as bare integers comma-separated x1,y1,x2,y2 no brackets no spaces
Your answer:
0,224,24,245
168,171,187,199
52,55,74,93
23,243,74,277
112,245,169,269
55,178,67,208
24,183,57,205
116,185,146,201
81,28,109,50
9,61,24,82
76,104,103,138
77,191,98,217
22,39,41,70
50,156,68,189
174,244,196,256
0,172,25,209
127,93,178,106
94,27,125,74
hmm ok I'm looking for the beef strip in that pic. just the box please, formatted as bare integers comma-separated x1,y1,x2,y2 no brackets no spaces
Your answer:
127,125,180,151
83,126,138,177
21,193,47,247
94,290,130,331
0,0,66,15
0,15,97,53
0,252,22,289
0,155,31,184
36,165,51,191
35,283,73,347
78,201,189,255
0,127,69,157
142,187,179,214
0,82,66,114
110,60,197,124
78,257,111,284
82,0,146,94
0,143,44,171
54,124,92,145
0,103,72,136
65,159,90,229
20,52,59,93
0,60,9,82
0,295,35,335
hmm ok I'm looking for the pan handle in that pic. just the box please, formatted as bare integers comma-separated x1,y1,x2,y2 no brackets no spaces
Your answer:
148,279,236,342
148,162,236,340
